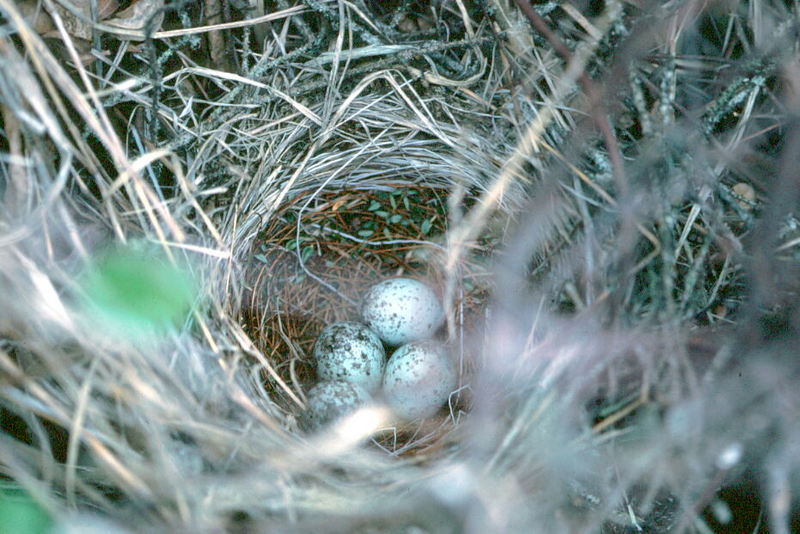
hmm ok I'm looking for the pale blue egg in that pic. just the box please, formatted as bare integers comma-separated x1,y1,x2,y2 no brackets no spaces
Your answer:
313,321,385,393
362,278,444,346
382,341,457,420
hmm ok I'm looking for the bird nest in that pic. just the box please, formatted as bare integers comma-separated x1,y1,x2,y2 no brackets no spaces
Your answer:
2,1,800,533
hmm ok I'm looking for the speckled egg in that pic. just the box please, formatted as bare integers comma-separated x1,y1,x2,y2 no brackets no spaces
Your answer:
313,321,386,393
382,341,457,420
302,380,370,431
361,278,444,346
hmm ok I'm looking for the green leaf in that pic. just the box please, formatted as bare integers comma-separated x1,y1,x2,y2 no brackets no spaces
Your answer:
357,229,374,238
301,245,315,262
421,218,433,235
403,196,410,210
367,200,382,211
254,254,269,263
81,246,195,335
389,214,403,224
375,210,389,218
0,490,51,534
389,194,397,210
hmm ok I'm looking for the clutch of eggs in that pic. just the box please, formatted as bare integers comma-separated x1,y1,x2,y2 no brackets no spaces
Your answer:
313,321,386,393
382,340,457,420
361,277,444,346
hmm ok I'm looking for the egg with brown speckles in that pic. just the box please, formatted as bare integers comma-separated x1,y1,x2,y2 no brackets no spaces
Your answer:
313,321,386,393
302,380,370,431
382,341,457,420
361,278,444,346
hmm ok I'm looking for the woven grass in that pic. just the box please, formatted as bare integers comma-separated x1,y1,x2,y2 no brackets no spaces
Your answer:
2,0,800,532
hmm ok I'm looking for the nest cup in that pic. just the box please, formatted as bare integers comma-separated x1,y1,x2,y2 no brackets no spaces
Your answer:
234,110,498,441
198,75,514,530
176,34,517,526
